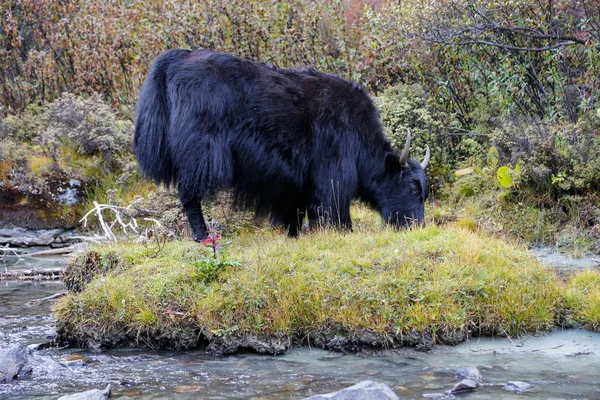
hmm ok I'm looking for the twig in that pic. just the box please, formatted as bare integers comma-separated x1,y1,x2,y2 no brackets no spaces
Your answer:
500,326,524,351
79,201,163,244
0,245,24,259
26,292,67,307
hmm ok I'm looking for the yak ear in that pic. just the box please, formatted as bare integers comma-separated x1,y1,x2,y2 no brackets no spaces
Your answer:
384,153,402,174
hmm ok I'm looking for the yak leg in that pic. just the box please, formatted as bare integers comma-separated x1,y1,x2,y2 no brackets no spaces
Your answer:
184,199,208,242
309,179,353,232
179,189,208,241
271,201,306,237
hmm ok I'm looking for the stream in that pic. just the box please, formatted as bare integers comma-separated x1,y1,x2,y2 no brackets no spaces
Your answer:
1,250,600,399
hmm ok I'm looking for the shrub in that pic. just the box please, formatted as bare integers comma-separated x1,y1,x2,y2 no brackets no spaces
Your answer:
491,115,600,199
0,104,45,143
38,93,133,173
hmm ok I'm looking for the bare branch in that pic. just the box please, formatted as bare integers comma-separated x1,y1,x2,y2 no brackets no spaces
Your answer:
429,37,581,52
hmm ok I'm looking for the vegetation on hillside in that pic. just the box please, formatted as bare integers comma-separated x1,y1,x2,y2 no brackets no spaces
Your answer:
1,0,598,250
2,0,598,351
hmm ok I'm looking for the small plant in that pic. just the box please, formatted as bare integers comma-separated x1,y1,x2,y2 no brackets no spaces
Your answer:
194,221,242,283
199,224,223,258
496,161,521,189
193,257,242,284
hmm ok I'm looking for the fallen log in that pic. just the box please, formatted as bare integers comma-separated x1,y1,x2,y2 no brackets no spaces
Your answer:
1,268,64,281
26,247,78,257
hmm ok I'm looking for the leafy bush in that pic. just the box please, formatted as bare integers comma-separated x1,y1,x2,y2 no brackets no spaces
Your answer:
0,93,149,227
375,84,447,189
0,104,45,143
491,115,600,198
39,93,133,173
2,0,597,129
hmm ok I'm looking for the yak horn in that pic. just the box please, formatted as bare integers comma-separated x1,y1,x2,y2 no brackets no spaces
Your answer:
421,144,430,169
399,130,411,168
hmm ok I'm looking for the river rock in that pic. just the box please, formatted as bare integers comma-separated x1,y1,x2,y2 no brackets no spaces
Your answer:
0,227,67,247
18,364,33,378
206,334,289,355
504,381,533,393
450,379,478,394
456,366,482,384
57,384,111,400
0,344,28,383
302,380,399,400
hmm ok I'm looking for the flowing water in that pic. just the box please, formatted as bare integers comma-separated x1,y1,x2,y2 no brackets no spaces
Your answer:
1,251,600,399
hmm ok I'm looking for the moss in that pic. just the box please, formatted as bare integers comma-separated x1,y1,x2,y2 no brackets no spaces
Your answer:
55,219,568,353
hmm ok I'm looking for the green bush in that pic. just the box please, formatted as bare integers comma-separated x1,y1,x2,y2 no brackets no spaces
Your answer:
39,93,133,173
0,104,45,143
375,84,447,190
491,115,600,198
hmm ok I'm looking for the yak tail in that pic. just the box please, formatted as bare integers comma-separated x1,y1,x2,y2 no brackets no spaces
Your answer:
133,49,188,186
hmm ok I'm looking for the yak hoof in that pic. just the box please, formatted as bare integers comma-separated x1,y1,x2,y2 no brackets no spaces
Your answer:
193,233,208,243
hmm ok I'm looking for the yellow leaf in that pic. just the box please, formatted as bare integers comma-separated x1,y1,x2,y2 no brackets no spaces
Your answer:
455,168,474,176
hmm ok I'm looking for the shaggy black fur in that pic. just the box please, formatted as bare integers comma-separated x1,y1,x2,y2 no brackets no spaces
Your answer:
134,49,428,241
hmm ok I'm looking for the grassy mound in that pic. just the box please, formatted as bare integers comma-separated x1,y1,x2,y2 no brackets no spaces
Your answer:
55,215,600,354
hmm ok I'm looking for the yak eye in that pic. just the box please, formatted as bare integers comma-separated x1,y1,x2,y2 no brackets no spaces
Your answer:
409,182,420,193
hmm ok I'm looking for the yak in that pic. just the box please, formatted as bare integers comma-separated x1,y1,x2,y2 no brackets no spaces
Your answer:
134,49,430,241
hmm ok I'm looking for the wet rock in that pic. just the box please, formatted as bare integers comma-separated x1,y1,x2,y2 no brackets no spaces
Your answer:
0,227,69,247
207,335,289,355
504,381,533,393
27,341,55,353
436,329,468,346
57,384,111,400
399,331,434,352
456,366,482,384
0,344,28,383
422,394,445,399
450,379,478,394
17,364,33,379
303,380,399,399
52,229,83,247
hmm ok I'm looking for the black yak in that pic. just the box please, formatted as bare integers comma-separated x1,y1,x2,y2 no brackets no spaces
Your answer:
134,49,430,241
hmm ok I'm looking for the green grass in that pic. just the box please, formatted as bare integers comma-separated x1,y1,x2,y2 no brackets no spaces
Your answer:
563,271,600,330
55,205,599,352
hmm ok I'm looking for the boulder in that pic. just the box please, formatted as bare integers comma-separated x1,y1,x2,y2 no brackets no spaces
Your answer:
0,227,67,247
303,380,399,400
57,384,111,400
0,345,28,383
456,366,482,384
450,379,478,394
422,393,445,399
504,381,533,393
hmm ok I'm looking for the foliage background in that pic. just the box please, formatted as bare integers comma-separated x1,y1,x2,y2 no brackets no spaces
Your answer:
1,0,599,251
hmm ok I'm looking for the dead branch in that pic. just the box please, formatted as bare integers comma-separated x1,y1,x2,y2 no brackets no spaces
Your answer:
79,200,163,244
26,292,67,307
0,245,24,259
